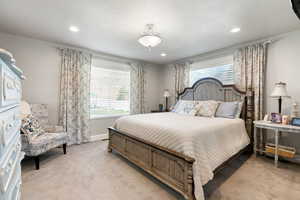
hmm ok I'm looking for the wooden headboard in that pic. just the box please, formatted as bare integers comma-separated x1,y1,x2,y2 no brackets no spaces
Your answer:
178,77,254,141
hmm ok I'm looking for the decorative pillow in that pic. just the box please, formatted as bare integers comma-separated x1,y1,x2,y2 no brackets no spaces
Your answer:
21,114,45,142
215,101,244,119
235,101,244,118
195,100,219,117
215,102,239,119
171,100,197,115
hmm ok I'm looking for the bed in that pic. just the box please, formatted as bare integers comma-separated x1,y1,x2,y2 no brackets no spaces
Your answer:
108,78,254,200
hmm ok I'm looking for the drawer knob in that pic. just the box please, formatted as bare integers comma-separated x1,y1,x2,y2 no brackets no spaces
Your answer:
6,123,13,131
6,81,14,89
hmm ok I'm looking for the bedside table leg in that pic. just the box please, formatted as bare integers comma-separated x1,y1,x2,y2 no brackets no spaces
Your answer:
254,126,257,157
275,129,279,167
259,129,264,155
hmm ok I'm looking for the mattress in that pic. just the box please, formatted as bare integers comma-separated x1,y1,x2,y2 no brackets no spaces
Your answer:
114,112,250,200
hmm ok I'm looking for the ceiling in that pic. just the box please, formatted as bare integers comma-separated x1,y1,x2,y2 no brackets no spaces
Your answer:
0,0,299,64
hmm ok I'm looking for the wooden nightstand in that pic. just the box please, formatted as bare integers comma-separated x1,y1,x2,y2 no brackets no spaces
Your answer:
254,120,300,167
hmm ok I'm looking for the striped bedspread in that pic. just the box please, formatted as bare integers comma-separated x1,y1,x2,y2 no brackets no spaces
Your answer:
114,112,250,200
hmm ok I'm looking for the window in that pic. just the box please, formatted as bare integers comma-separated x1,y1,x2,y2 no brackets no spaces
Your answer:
90,59,130,118
190,55,234,86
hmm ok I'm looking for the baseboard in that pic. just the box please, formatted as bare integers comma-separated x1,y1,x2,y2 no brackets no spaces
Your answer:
89,134,108,142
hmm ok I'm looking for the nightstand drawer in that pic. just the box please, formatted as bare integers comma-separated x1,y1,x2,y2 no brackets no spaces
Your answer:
0,136,22,193
0,60,22,108
0,107,21,154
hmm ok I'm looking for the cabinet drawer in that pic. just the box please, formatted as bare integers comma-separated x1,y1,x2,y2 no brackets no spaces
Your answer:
0,107,21,153
0,60,22,108
0,155,22,200
0,136,21,193
8,165,22,200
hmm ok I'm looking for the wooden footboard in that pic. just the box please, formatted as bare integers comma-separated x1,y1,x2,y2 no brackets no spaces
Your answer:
108,127,196,200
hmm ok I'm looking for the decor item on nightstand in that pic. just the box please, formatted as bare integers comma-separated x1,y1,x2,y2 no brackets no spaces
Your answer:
291,117,300,126
291,102,299,118
271,112,282,123
159,104,163,112
282,115,289,125
163,89,170,111
270,82,290,113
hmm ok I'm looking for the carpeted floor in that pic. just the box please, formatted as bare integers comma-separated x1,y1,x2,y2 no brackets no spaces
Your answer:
21,141,300,200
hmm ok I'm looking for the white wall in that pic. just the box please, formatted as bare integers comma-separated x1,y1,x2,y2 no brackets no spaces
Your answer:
0,32,60,124
0,32,163,136
266,30,300,115
265,30,300,150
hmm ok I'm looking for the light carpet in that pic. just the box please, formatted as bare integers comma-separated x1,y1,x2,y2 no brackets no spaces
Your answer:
21,141,300,200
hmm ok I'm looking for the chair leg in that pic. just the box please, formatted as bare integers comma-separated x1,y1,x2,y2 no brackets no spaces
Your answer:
34,156,40,170
63,143,67,154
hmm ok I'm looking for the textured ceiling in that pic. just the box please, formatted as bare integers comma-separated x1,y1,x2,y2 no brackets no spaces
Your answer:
0,0,299,64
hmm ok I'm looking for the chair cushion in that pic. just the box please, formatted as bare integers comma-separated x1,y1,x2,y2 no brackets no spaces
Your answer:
21,114,45,143
21,132,68,156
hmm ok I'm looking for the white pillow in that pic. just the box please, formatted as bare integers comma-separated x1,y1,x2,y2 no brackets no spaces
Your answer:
215,101,244,119
194,100,219,117
235,101,244,118
172,100,198,115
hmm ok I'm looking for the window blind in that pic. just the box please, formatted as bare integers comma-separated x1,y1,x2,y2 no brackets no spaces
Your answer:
190,64,234,85
190,55,234,86
90,59,130,118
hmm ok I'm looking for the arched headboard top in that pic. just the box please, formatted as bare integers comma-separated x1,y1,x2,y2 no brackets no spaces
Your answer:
178,77,246,102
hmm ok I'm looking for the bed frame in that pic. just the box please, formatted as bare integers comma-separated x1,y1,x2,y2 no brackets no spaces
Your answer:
108,78,254,200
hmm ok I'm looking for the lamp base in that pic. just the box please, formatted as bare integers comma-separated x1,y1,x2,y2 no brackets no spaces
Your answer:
165,97,169,112
278,97,282,114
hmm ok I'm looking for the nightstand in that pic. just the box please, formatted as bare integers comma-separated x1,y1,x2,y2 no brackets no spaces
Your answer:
254,120,300,167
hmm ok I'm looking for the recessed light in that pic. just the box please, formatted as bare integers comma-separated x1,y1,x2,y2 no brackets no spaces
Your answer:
160,53,167,57
230,27,241,33
69,26,80,32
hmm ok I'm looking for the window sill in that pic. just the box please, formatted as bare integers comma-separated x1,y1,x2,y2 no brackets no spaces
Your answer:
90,113,129,120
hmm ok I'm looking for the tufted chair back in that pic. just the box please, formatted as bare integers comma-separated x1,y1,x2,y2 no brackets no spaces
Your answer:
30,104,49,127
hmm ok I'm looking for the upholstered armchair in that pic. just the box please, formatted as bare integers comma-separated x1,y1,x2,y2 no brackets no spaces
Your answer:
20,103,68,170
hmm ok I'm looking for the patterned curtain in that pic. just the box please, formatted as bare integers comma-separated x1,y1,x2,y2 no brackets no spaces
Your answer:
234,43,268,120
130,62,145,114
173,62,190,102
59,48,92,145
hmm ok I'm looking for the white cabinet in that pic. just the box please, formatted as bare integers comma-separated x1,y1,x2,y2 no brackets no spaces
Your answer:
0,50,24,200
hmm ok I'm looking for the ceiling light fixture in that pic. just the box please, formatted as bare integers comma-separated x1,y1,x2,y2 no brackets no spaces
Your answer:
69,26,80,32
160,53,167,57
230,27,241,33
138,24,162,50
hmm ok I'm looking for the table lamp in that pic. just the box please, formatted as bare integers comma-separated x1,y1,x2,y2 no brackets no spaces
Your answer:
163,89,170,111
270,82,290,113
20,100,31,119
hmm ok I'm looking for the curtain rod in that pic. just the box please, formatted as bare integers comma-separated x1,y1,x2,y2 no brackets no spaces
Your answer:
171,37,278,65
56,45,148,65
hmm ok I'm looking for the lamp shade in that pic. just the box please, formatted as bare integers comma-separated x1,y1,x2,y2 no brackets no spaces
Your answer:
20,100,31,119
270,82,289,98
163,89,170,97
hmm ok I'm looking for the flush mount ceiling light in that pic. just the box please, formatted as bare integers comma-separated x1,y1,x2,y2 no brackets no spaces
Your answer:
160,53,167,57
138,24,162,50
69,26,80,32
230,27,241,33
